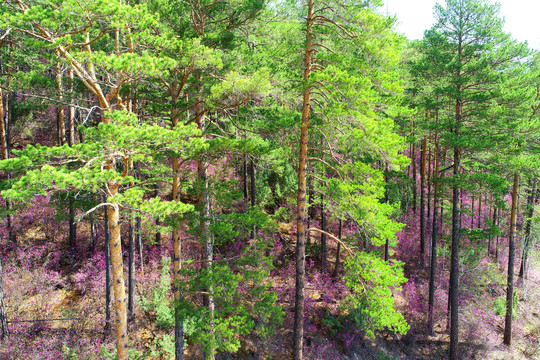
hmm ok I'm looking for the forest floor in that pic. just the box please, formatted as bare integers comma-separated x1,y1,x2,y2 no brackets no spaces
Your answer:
1,204,540,359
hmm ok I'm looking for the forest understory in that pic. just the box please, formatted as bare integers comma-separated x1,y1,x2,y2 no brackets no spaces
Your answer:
1,0,540,359
0,197,538,360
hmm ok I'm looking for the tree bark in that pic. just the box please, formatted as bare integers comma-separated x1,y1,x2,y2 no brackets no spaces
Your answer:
412,142,417,213
104,205,111,330
0,256,8,340
321,193,327,270
136,216,143,273
504,172,519,346
155,185,161,248
171,101,184,360
1,89,15,243
196,101,215,360
477,193,482,229
427,147,432,229
496,205,500,262
489,201,496,256
69,196,76,248
90,213,97,253
243,154,248,202
250,157,256,238
68,68,75,146
384,166,390,262
428,136,440,335
128,213,135,325
449,101,462,360
294,1,313,357
471,195,475,230
307,175,313,244
519,176,536,279
56,59,66,146
0,89,8,161
420,137,427,266
107,194,129,359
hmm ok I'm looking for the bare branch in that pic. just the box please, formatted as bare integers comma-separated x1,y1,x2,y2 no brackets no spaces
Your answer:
307,228,354,256
307,157,343,180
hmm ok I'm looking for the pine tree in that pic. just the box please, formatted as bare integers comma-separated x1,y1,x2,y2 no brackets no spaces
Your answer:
418,1,528,356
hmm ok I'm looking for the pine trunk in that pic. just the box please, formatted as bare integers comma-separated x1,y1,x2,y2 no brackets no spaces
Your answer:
420,137,427,266
2,91,14,243
69,196,76,248
0,89,14,244
478,194,482,229
171,100,185,359
250,158,256,208
427,147,432,229
128,214,135,325
250,158,256,239
155,185,161,248
384,167,390,261
0,256,8,340
56,60,66,146
0,89,7,160
136,217,143,273
243,154,248,202
321,193,327,270
471,195,475,230
107,195,128,359
496,206,500,262
412,142,417,213
489,201,496,256
90,213,97,253
519,176,536,279
197,103,215,360
504,172,519,345
307,175,313,244
449,122,461,359
68,68,75,146
104,205,111,330
293,2,313,357
428,137,440,335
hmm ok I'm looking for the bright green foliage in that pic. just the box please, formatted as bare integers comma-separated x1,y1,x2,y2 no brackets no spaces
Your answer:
0,110,205,221
343,253,409,338
175,226,283,354
493,290,518,317
140,257,176,329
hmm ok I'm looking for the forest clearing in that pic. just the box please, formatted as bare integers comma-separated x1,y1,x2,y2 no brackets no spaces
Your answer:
1,0,540,359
